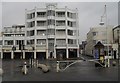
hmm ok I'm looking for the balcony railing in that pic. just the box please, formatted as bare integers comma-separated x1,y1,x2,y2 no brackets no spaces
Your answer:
68,44,78,47
37,15,46,17
47,35,55,39
55,44,67,47
56,15,65,17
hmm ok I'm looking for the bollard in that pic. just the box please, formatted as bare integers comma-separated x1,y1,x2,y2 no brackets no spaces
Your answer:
56,61,60,72
22,62,28,75
112,61,116,66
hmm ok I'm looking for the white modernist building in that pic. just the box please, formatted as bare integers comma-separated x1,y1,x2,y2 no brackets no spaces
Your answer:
1,3,79,59
1,25,25,59
85,25,113,59
25,3,79,59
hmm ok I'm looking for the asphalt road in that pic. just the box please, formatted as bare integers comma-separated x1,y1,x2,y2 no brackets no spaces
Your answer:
1,55,119,81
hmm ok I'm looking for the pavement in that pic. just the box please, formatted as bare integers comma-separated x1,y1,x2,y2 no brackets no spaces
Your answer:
1,55,119,81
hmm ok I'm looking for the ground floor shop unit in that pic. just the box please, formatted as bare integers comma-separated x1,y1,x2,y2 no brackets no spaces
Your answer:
0,48,79,60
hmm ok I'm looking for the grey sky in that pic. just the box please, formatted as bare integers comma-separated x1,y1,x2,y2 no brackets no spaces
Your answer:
1,2,118,43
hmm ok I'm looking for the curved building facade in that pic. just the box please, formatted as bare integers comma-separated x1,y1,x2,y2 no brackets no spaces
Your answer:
25,3,79,59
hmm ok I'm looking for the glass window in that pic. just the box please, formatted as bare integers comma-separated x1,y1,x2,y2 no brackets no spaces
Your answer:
37,39,46,45
93,32,97,36
0,40,2,45
5,40,13,45
47,19,55,25
47,10,55,16
93,40,97,44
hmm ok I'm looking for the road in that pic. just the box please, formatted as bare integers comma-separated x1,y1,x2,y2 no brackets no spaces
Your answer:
1,55,119,81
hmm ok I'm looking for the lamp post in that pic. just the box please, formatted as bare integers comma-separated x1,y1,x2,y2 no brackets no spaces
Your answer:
28,40,34,68
12,46,16,59
117,30,119,60
99,5,110,67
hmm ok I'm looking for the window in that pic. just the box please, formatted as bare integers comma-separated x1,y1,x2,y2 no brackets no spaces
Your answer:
56,39,66,45
93,40,97,44
67,12,76,19
47,29,55,35
0,40,2,45
27,39,34,45
27,12,35,19
37,12,46,17
67,21,76,27
27,21,35,27
68,21,72,27
93,32,97,36
56,20,65,26
68,30,73,36
4,34,11,37
37,39,46,45
27,30,34,36
37,30,46,36
47,10,55,16
68,39,73,44
37,21,46,26
56,12,65,17
47,19,55,25
16,40,24,45
5,40,13,45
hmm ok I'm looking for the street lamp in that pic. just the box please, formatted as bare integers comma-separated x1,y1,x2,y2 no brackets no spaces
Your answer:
99,5,110,67
27,40,34,68
117,30,119,60
12,46,16,59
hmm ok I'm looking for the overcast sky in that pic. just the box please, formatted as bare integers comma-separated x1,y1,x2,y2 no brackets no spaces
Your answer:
1,1,119,43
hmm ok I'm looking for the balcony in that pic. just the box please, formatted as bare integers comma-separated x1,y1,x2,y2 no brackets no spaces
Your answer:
47,25,55,29
68,44,78,48
67,35,76,39
47,35,55,39
56,26,66,30
55,44,67,49
47,16,55,19
36,44,46,50
36,17,47,21
2,45,12,50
